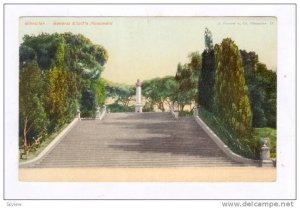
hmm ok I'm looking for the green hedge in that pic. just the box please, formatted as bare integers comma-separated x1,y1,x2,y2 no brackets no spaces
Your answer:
107,103,135,112
198,108,260,159
179,110,193,117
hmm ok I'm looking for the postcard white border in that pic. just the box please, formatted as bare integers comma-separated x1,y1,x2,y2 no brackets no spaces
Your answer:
3,4,296,200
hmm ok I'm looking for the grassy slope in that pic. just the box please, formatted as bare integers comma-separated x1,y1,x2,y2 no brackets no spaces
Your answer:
199,108,277,159
19,123,69,162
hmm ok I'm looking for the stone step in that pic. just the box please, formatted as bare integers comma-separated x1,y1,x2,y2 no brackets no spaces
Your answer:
37,162,240,167
29,112,247,168
42,154,228,160
36,159,244,165
41,155,231,161
45,149,225,154
43,150,226,156
35,159,246,165
44,151,226,157
32,164,245,168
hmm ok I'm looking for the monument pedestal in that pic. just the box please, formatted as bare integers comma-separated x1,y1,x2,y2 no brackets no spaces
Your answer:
135,103,143,113
260,138,274,167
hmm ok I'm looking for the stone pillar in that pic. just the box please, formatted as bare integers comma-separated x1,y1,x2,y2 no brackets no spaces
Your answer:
77,108,81,120
95,106,101,119
260,138,273,167
102,105,107,113
135,79,143,113
193,105,199,117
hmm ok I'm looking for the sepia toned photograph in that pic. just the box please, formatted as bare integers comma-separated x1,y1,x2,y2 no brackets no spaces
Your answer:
18,16,277,182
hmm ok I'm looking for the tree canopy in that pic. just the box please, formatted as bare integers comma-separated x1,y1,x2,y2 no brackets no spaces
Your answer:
175,52,201,112
214,38,252,141
19,33,108,154
196,29,277,158
142,76,177,112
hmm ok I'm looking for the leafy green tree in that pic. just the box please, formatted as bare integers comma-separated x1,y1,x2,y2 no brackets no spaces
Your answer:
256,63,276,128
142,76,177,111
19,32,108,154
92,78,106,107
80,89,97,117
19,45,36,64
240,50,276,128
21,34,57,70
198,49,215,112
107,103,135,113
55,38,65,68
107,85,135,108
240,50,258,82
204,27,214,51
105,81,135,110
214,38,253,143
175,64,191,111
188,52,202,95
63,33,108,79
19,63,48,150
116,86,135,107
161,76,178,107
47,67,69,128
198,28,215,112
20,32,108,123
64,71,80,121
20,33,108,75
175,54,200,112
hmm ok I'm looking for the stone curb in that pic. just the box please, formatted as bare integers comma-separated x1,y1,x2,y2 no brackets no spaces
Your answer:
194,116,260,166
19,118,79,168
99,110,106,120
84,110,106,120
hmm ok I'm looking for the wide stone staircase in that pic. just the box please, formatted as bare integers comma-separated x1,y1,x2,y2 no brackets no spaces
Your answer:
26,112,247,168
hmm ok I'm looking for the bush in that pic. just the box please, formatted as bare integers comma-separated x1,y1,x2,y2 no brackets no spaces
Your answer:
179,110,192,117
198,107,260,159
107,103,134,112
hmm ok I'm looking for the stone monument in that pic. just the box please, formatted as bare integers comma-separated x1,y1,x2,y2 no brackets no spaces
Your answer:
135,79,143,113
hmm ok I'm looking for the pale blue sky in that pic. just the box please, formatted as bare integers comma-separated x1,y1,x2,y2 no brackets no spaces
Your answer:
20,17,277,84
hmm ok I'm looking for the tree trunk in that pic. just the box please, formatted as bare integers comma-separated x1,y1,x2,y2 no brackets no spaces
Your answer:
23,117,28,147
161,102,165,112
23,117,29,159
180,104,185,112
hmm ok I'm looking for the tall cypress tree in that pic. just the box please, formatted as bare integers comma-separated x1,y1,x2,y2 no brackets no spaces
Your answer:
198,50,215,111
198,28,215,112
214,38,252,141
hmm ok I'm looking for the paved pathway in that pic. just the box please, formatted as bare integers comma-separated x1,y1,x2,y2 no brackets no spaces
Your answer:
19,167,276,182
26,112,248,168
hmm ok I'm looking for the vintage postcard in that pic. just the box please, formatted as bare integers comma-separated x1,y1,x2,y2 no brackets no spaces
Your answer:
3,3,296,202
18,16,277,181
